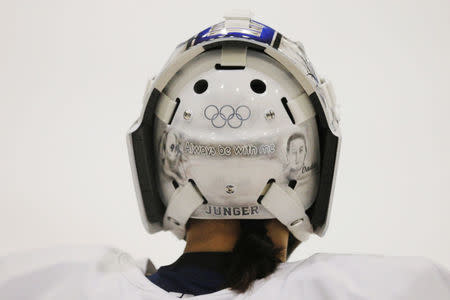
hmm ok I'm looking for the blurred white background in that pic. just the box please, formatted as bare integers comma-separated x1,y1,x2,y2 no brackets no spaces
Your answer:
1,0,449,269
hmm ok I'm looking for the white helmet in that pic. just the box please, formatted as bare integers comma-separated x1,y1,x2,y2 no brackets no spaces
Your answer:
127,13,341,242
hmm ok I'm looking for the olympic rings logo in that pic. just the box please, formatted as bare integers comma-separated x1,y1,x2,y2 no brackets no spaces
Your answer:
203,104,251,128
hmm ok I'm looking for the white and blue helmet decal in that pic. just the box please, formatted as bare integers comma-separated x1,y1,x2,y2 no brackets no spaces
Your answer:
127,14,341,241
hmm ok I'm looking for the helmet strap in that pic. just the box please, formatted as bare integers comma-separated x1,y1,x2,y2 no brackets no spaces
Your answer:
260,182,313,241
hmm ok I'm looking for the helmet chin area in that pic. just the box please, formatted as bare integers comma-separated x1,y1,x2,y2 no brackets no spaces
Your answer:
154,49,320,221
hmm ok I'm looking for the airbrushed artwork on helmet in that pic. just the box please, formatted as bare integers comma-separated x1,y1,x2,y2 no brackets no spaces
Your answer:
158,129,187,183
284,132,318,181
158,127,277,164
157,116,319,208
282,119,320,208
285,132,308,178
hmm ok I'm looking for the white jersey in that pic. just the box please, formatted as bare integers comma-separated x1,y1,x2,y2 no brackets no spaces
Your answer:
0,246,449,299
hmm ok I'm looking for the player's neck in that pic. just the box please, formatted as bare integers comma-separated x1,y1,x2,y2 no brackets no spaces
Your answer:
183,219,240,253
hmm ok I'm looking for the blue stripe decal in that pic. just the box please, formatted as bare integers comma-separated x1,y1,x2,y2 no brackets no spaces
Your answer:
193,20,276,46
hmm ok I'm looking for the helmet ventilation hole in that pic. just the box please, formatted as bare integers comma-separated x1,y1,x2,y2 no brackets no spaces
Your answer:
257,178,276,204
215,64,245,70
168,98,180,124
250,79,266,94
257,195,264,204
288,180,297,189
172,180,179,189
281,97,295,124
189,179,208,204
193,79,208,94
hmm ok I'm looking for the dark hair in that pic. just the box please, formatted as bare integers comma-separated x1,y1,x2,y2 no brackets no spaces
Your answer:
286,132,307,153
224,220,299,293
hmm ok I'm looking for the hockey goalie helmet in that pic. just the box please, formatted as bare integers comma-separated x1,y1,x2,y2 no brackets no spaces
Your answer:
127,13,341,242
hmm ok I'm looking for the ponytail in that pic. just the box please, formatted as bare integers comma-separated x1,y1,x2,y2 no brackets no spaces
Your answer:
225,220,283,293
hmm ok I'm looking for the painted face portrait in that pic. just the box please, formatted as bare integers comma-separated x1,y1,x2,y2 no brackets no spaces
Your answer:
286,133,308,180
159,130,187,183
165,131,180,162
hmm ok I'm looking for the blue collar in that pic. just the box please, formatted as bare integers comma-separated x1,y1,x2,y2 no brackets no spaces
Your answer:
147,252,232,296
